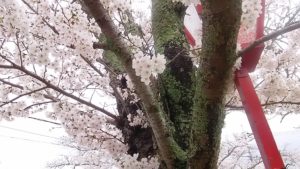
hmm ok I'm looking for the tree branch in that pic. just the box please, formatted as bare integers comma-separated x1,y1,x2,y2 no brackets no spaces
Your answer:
92,42,109,50
80,55,104,77
238,22,300,56
81,0,179,167
0,65,14,69
0,78,24,89
0,54,118,120
0,87,47,107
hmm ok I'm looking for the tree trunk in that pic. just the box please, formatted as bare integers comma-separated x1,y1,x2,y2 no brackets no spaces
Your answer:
189,0,242,168
82,0,242,168
152,0,194,168
152,0,242,168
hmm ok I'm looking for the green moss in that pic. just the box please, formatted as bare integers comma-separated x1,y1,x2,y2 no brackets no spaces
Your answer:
152,2,196,165
152,0,187,53
159,66,194,150
188,1,242,168
104,50,124,72
169,138,188,169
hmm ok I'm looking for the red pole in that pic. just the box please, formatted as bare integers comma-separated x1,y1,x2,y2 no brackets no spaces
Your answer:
184,26,196,47
235,68,285,169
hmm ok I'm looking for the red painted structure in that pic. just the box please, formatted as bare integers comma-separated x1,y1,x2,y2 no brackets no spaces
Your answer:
184,1,285,168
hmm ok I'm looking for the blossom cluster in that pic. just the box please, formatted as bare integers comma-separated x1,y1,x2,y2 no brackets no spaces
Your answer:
127,109,149,128
241,0,262,32
50,102,127,155
132,53,166,85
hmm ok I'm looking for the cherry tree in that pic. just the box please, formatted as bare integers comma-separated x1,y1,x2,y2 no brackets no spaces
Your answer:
0,0,299,168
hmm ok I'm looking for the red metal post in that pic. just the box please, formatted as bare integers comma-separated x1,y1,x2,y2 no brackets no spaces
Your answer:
235,0,285,167
235,69,285,169
240,43,265,72
184,26,196,47
196,4,202,14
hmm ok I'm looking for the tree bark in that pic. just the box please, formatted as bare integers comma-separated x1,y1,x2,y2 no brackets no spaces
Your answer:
152,0,194,168
82,0,242,168
189,1,242,168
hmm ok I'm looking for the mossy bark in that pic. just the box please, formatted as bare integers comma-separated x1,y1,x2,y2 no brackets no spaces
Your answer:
189,0,242,169
152,0,194,168
152,0,242,168
98,18,156,159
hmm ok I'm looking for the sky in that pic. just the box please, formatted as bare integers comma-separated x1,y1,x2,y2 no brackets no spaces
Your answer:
0,114,70,169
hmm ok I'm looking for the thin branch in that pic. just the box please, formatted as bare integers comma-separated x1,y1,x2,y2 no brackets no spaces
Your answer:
15,33,24,66
24,100,55,110
0,78,24,89
238,22,300,56
98,128,125,144
285,6,300,26
0,87,47,107
80,55,104,77
218,145,240,166
95,58,118,76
